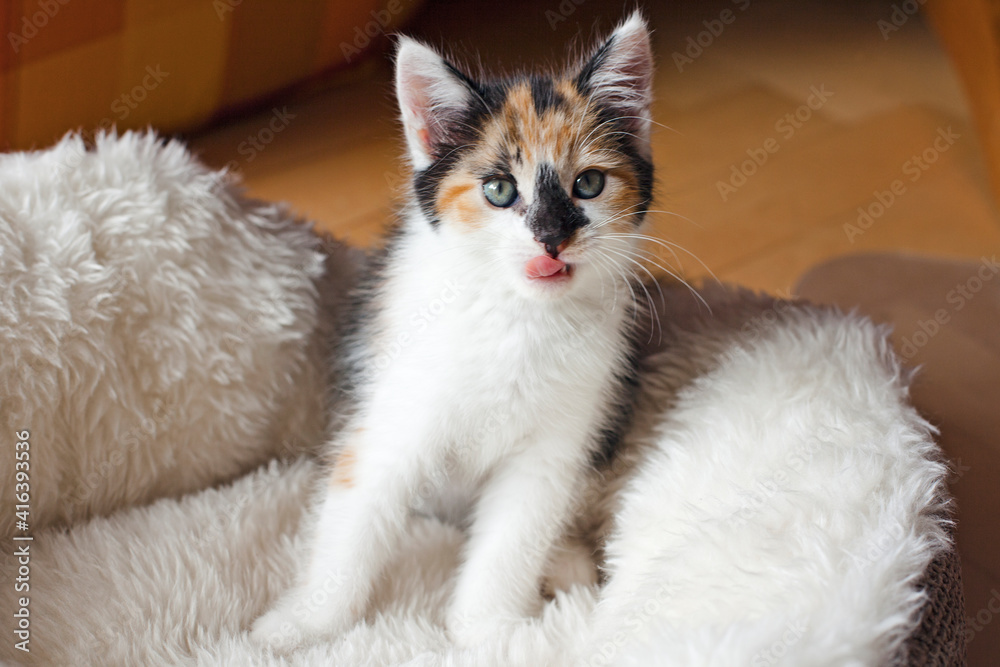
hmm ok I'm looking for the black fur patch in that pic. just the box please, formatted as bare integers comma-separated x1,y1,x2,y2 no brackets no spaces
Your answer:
494,148,514,178
529,75,565,115
591,312,643,468
415,149,468,226
574,36,613,96
334,220,406,401
592,105,654,216
526,164,590,251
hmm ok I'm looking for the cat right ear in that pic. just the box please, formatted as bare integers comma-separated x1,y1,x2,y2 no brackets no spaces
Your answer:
395,37,474,170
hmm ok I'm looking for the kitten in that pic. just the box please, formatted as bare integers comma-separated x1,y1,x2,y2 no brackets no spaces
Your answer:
251,12,655,649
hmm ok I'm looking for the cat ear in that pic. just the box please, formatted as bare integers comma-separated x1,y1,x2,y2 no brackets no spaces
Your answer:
395,37,475,170
576,12,654,155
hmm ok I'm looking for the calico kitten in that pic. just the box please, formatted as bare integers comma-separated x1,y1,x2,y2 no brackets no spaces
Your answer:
251,12,655,648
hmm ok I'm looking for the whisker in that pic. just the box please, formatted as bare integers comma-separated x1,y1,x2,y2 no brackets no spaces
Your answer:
577,114,641,155
589,201,650,231
603,233,720,286
596,251,638,314
643,209,704,229
590,254,619,313
593,248,643,326
592,249,637,318
601,231,683,271
606,251,661,345
618,236,685,272
601,243,711,315
596,114,683,137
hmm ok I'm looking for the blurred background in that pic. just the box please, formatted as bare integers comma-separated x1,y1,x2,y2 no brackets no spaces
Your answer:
3,0,997,661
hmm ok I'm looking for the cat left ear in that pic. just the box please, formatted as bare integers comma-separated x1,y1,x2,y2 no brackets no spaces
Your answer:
576,12,654,156
395,37,476,170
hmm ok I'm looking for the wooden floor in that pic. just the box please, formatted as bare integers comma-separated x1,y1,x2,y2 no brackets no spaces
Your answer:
188,0,1000,659
188,0,1000,295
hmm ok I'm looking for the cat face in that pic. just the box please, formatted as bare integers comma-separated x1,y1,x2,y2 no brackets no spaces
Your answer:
395,13,654,300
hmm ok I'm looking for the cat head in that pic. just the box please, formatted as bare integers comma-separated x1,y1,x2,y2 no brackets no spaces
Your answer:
395,12,654,300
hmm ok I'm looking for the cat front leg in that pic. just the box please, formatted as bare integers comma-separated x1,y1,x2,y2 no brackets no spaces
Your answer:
446,435,589,646
250,417,441,650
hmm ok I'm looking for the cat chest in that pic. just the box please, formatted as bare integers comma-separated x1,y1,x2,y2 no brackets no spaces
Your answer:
385,302,623,442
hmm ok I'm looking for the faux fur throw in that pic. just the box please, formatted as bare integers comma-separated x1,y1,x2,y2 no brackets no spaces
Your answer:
0,134,954,666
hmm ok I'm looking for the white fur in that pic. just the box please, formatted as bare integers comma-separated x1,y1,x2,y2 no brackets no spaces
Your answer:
0,288,950,666
0,131,358,537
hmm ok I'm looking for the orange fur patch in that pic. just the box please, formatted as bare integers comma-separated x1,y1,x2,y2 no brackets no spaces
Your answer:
501,85,535,163
330,447,357,488
439,182,473,210
555,78,583,104
488,79,613,172
437,180,482,231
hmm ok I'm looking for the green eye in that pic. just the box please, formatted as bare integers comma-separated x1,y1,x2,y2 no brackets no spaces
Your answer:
573,169,605,199
483,178,518,208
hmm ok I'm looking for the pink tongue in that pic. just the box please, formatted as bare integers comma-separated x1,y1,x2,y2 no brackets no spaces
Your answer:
525,255,567,279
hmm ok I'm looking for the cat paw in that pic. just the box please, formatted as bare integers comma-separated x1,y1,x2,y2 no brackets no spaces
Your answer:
250,596,356,651
250,608,309,652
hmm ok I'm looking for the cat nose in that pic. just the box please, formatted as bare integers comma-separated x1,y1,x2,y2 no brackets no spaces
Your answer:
537,235,569,258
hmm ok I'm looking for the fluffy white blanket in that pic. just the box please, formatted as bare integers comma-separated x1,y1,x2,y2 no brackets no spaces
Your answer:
0,134,950,666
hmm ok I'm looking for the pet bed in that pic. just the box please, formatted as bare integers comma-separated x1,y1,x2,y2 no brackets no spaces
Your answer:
0,133,964,666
